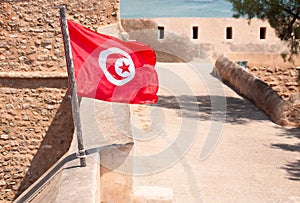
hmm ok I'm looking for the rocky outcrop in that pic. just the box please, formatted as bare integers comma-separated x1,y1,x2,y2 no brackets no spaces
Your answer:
214,56,300,127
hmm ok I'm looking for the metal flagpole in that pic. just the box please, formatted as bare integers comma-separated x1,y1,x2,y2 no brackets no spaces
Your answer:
59,5,87,167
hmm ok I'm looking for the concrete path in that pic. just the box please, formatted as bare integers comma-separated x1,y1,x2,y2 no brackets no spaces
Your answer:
130,62,300,202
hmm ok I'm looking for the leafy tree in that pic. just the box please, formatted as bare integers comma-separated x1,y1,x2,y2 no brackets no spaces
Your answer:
226,0,300,53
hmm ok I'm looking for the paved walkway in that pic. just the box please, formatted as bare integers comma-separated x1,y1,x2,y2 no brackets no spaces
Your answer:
130,62,300,202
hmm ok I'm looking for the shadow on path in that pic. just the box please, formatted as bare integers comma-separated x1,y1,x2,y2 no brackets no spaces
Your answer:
155,95,269,124
272,127,300,181
156,93,300,181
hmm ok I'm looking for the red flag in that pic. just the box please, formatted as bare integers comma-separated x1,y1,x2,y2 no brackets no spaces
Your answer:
67,20,158,104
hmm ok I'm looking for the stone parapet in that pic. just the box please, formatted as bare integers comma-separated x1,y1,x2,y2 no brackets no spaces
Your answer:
214,56,300,127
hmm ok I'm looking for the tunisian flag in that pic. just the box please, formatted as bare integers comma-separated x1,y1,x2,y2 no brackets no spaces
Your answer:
67,20,158,104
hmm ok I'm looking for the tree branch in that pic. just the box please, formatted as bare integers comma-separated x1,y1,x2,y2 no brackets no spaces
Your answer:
266,1,300,20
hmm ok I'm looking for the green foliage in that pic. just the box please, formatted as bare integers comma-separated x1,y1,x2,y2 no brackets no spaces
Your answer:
226,0,300,53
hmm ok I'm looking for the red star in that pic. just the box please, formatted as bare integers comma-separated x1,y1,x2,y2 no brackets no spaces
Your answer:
119,61,130,73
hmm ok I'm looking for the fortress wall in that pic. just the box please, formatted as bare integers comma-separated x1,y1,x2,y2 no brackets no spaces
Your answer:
121,18,290,61
0,0,119,202
150,18,281,44
121,18,203,62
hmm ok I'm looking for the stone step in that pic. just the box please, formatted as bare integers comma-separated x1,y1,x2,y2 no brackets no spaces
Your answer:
132,186,173,203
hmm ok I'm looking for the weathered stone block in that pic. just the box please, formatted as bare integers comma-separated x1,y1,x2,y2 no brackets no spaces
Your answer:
1,134,9,140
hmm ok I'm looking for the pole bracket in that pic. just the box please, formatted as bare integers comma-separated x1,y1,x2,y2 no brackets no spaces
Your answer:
76,149,87,159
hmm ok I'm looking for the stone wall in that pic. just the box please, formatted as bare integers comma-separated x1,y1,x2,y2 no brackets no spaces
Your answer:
248,65,299,100
121,18,204,62
0,0,119,73
0,0,119,202
121,18,290,62
0,78,73,202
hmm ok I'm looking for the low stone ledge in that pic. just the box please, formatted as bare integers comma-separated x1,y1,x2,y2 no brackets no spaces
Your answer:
224,52,300,67
0,72,68,79
214,56,300,127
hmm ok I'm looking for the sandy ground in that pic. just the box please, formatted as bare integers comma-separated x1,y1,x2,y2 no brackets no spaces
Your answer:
130,62,300,202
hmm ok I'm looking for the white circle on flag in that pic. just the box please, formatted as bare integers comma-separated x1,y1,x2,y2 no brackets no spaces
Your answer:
98,47,135,86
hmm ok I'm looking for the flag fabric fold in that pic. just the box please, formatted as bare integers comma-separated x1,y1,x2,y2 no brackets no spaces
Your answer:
67,20,159,104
